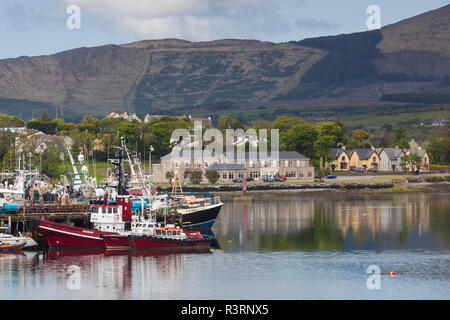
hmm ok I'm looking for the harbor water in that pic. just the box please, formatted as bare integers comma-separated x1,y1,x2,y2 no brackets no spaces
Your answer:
1,192,449,299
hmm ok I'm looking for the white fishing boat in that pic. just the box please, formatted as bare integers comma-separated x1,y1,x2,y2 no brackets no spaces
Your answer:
0,228,38,248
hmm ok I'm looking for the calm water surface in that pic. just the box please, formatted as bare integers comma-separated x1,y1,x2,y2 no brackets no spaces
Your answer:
1,192,449,299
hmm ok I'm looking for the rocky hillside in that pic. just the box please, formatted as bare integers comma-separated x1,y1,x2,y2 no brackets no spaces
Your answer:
0,5,448,121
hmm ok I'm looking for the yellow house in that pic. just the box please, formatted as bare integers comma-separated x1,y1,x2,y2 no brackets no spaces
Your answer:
329,148,351,171
404,149,430,172
348,148,380,171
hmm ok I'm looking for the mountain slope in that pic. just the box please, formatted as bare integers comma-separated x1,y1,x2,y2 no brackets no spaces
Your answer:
0,5,448,120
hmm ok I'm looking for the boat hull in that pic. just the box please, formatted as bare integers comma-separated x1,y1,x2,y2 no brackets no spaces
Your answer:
0,235,38,248
179,202,223,231
30,218,113,249
0,242,25,251
104,234,211,253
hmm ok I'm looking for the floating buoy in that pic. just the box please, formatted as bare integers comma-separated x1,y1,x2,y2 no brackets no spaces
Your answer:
390,271,395,277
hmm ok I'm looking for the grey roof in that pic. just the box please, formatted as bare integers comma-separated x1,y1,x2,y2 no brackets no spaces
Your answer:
205,163,246,171
329,148,351,159
225,151,309,161
162,149,220,159
408,149,426,157
353,149,377,160
163,150,309,161
378,148,404,160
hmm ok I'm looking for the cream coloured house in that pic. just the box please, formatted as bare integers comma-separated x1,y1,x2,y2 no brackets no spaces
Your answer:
152,150,315,183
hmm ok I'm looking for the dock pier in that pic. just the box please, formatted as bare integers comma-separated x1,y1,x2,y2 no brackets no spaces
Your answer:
0,206,183,235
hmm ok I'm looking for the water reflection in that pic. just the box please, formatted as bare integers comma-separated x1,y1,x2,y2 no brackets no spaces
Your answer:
0,192,449,299
215,193,450,251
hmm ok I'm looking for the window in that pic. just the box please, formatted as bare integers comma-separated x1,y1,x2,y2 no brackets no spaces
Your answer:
300,172,304,178
288,160,293,167
175,161,179,168
341,156,345,161
250,172,260,179
108,207,112,214
204,161,209,167
223,172,227,179
184,161,189,168
228,172,234,179
372,157,376,162
308,172,312,177
92,207,98,213
286,171,296,178
238,172,243,178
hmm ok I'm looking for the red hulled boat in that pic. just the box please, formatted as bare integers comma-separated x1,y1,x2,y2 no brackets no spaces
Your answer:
103,223,210,252
30,218,112,249
32,138,211,253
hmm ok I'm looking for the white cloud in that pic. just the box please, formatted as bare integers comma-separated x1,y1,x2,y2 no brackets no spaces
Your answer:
57,0,309,41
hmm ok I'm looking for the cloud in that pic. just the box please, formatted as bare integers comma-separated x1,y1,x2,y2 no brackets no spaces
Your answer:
56,0,310,41
294,18,340,31
5,1,67,31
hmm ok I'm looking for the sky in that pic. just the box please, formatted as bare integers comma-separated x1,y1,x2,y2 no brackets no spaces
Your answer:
0,0,448,59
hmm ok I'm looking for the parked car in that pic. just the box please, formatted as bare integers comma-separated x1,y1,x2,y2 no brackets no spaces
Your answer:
326,174,337,179
350,166,365,172
233,178,243,183
367,167,377,173
246,177,255,182
263,176,275,182
274,175,286,182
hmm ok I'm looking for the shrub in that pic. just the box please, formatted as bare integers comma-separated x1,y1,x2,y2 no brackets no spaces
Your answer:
205,170,220,184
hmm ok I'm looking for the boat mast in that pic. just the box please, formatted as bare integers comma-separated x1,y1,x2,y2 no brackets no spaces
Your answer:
117,137,128,196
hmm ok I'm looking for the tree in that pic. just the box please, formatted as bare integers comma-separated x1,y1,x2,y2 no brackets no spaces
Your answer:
205,170,220,184
117,122,139,147
185,169,203,184
423,127,450,165
0,114,25,127
403,153,423,173
315,121,343,142
27,118,59,134
285,123,318,158
392,127,409,149
272,115,307,131
216,115,245,131
314,135,336,164
41,149,63,178
165,171,174,184
345,129,370,149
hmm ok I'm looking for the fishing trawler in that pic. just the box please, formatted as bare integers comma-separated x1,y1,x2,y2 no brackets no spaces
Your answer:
102,221,210,252
157,176,223,231
32,138,211,253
